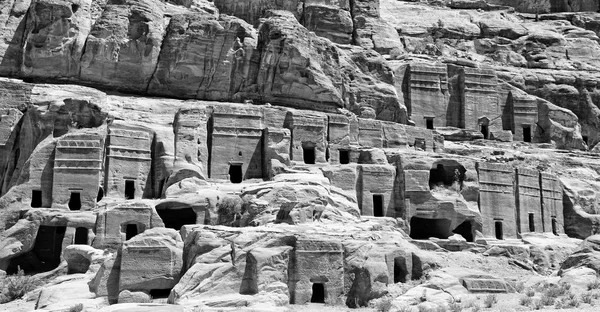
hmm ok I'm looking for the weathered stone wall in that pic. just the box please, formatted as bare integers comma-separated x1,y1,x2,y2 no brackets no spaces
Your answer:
408,63,450,128
516,168,543,234
105,126,153,200
52,135,103,210
477,162,517,239
541,172,564,235
358,164,396,217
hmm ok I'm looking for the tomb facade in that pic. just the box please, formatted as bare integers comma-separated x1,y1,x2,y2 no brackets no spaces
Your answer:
477,162,518,239
541,172,564,235
516,168,543,234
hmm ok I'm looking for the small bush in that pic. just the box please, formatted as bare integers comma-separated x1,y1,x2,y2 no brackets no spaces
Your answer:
447,299,461,312
592,290,600,299
520,296,532,306
531,299,544,310
542,283,569,299
525,287,535,297
582,291,593,304
540,293,555,306
375,296,393,312
483,294,498,308
69,303,84,312
463,300,481,312
588,279,600,291
0,268,40,303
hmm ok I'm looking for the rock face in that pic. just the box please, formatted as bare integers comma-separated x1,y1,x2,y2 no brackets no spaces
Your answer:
4,0,600,311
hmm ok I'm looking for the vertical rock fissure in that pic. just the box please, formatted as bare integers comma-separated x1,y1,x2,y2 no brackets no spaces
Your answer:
349,0,357,46
145,17,172,94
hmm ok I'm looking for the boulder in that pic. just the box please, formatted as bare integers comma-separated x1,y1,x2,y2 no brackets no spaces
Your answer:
63,245,106,274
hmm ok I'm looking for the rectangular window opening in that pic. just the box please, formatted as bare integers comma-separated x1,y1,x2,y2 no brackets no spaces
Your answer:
523,125,532,142
528,213,535,232
31,190,42,208
373,194,384,217
495,221,503,240
339,150,350,164
68,192,81,211
125,180,135,200
425,118,434,130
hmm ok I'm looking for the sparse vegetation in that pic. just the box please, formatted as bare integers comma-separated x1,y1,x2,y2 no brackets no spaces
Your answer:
540,293,555,306
525,287,535,297
513,281,525,293
68,303,84,312
374,296,393,312
0,268,40,303
483,294,497,308
447,299,462,312
582,291,593,304
520,296,533,306
588,279,600,291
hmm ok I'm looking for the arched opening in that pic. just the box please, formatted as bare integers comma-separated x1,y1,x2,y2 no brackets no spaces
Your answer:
229,164,243,183
74,227,88,244
125,224,138,240
452,220,473,242
410,217,451,240
156,207,197,230
68,192,81,211
311,283,325,303
125,180,135,199
97,187,104,202
303,145,316,164
528,213,535,232
552,217,558,235
495,221,503,240
373,194,384,217
394,257,408,283
523,125,532,142
429,162,466,190
339,150,350,164
31,190,42,208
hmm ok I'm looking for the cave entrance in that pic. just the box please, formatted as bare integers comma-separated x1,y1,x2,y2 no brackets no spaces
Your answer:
429,163,465,189
425,117,434,130
125,180,135,200
552,217,558,235
68,192,81,211
149,289,172,299
480,124,489,139
303,145,316,164
74,227,88,244
523,125,531,142
125,224,138,241
409,217,451,240
33,225,66,272
339,150,350,164
583,135,589,145
157,207,197,231
373,194,384,217
229,163,243,183
394,257,408,283
311,283,325,303
31,190,42,208
452,220,473,242
528,213,535,232
495,221,503,240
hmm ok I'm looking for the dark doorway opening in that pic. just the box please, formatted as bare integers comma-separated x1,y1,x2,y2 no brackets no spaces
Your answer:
97,187,104,202
495,221,503,240
373,194,384,217
311,283,325,303
583,135,589,145
303,146,316,164
426,118,434,130
150,289,172,299
68,192,81,211
528,213,535,232
339,150,350,164
125,180,135,199
32,226,66,272
31,190,42,208
453,221,473,242
480,124,489,139
394,257,408,283
325,148,329,162
74,227,88,244
157,208,196,230
523,125,531,142
429,164,447,188
552,217,558,235
229,164,243,183
126,224,138,240
410,217,451,239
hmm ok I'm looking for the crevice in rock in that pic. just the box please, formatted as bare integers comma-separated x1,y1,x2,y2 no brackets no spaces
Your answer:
145,17,171,94
349,0,357,46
